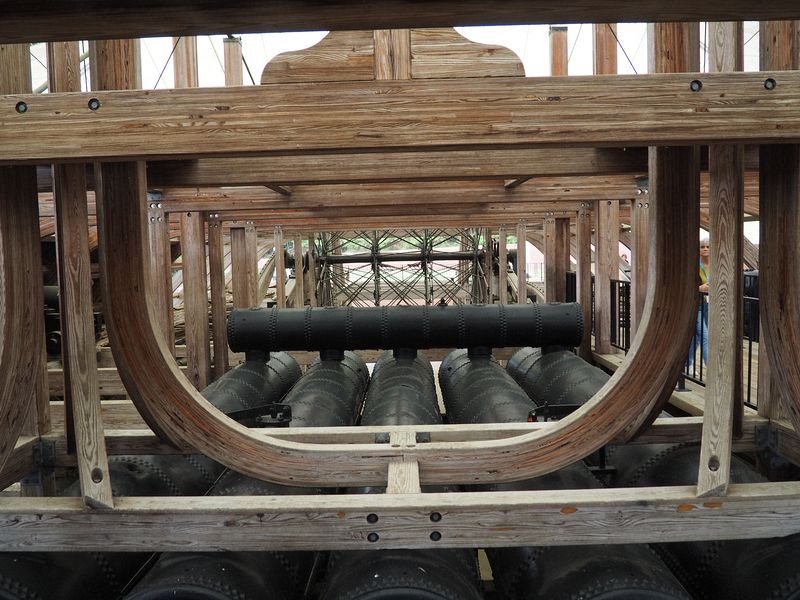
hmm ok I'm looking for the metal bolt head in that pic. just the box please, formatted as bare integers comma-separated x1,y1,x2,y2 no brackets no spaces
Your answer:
367,532,379,543
690,79,703,92
430,531,442,541
88,97,101,110
764,78,777,91
366,513,379,524
15,101,27,114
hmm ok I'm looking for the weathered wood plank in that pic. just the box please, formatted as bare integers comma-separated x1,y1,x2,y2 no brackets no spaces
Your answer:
498,228,508,304
410,28,523,79
550,26,568,76
594,23,618,75
0,44,47,473
576,208,593,359
516,222,527,304
697,22,745,498
148,147,649,187
1,483,799,551
223,36,243,87
231,224,258,308
173,36,198,88
6,1,800,44
274,227,286,308
594,200,619,353
207,220,229,378
5,73,800,164
0,437,38,490
180,211,211,389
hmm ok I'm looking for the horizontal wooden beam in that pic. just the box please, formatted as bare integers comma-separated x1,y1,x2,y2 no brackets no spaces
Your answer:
3,2,800,44
149,148,648,186
4,72,800,164
1,482,798,550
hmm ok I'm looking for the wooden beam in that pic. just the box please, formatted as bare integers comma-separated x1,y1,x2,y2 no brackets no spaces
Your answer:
2,483,800,550
6,73,800,164
498,228,508,304
149,147,648,187
292,235,306,307
594,23,618,75
516,222,527,304
697,22,745,498
179,211,211,389
374,29,411,80
223,36,243,87
265,184,291,196
6,2,800,44
274,227,286,308
231,224,258,308
207,218,228,378
147,201,175,352
307,235,318,307
173,36,198,88
49,40,113,508
595,200,619,353
576,208,593,359
0,44,47,474
544,216,569,302
550,26,568,76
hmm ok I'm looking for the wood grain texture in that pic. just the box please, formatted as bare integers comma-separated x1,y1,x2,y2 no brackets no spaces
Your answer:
0,437,37,490
374,29,411,80
1,483,799,550
594,24,618,75
550,26,568,76
148,147,649,187
4,1,800,44
274,227,286,308
410,28,523,79
306,235,318,307
146,203,175,353
231,225,258,308
223,36,243,86
88,39,140,90
292,235,306,307
697,22,745,498
0,44,47,475
576,209,593,359
207,220,228,378
173,36,198,88
498,228,508,304
516,222,527,304
5,73,800,164
179,211,211,389
262,30,375,84
594,200,619,353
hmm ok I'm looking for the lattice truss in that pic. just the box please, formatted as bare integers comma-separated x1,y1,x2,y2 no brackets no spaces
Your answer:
314,229,492,307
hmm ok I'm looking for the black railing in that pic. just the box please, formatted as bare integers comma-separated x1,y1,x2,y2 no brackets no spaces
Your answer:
610,279,630,351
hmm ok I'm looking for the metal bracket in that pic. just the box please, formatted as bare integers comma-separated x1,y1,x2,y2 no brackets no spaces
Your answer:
755,424,779,451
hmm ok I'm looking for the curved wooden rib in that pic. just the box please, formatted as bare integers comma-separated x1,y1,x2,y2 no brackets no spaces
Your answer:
0,166,44,474
98,151,698,487
760,146,800,431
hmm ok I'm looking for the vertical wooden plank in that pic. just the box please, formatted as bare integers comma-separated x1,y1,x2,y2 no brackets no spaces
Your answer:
557,217,571,292
173,36,198,88
576,208,593,359
516,222,527,305
759,20,799,427
274,227,286,308
697,21,745,498
636,22,700,336
593,25,619,354
50,40,113,507
483,228,493,303
293,235,306,307
374,29,411,80
147,202,175,353
595,200,619,354
223,36,243,86
498,227,508,304
207,217,228,379
544,217,569,302
231,224,258,308
550,26,568,76
180,212,210,390
307,234,318,307
593,23,618,75
0,44,48,475
89,39,141,89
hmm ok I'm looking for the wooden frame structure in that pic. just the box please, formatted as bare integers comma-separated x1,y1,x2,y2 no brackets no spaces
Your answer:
1,7,800,552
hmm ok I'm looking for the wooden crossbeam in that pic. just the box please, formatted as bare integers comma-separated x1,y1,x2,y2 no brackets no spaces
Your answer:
1,482,799,551
149,148,648,186
4,73,800,164
3,1,800,44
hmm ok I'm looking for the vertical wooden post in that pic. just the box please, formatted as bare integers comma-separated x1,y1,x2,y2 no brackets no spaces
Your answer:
89,39,141,89
231,224,258,308
483,228,493,303
274,227,286,308
223,36,243,86
307,234,318,307
516,222,527,305
49,40,114,507
293,235,306,307
576,207,593,360
759,20,799,426
697,22,745,497
180,212,210,390
544,217,569,302
498,227,508,304
173,36,198,88
374,29,411,80
593,22,620,354
147,202,174,353
637,22,700,335
207,216,228,379
0,44,48,474
549,26,568,76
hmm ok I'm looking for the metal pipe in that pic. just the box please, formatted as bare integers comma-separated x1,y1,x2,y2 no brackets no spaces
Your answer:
228,303,583,353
